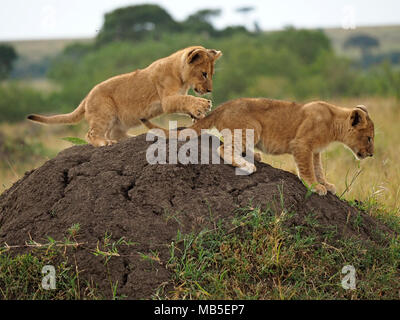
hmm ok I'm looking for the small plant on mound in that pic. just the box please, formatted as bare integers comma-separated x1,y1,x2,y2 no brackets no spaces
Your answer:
92,232,137,300
164,205,400,299
61,137,88,146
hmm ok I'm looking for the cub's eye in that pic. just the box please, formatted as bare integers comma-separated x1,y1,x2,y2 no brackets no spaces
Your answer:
202,72,208,79
367,136,372,143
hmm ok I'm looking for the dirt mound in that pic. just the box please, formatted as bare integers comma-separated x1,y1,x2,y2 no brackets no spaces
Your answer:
0,134,392,299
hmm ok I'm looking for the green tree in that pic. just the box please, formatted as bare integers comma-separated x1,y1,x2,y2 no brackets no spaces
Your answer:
96,4,180,45
344,34,380,61
0,44,18,80
235,6,254,30
182,9,221,37
267,27,332,64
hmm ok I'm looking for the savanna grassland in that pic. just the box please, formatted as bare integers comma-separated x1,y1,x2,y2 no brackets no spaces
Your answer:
1,5,399,300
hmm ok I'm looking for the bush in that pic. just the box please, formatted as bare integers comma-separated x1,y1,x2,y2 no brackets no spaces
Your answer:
0,84,49,122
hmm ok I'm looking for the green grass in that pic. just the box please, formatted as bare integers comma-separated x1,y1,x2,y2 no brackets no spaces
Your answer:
0,249,100,300
1,203,398,300
0,229,137,300
163,205,400,300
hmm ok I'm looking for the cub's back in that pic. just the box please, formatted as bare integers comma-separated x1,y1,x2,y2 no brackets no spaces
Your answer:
217,98,304,131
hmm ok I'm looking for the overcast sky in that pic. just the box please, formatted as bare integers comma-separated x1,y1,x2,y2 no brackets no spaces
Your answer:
1,0,400,41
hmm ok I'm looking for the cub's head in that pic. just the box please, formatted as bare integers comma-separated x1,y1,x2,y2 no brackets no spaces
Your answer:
345,105,374,160
182,47,222,95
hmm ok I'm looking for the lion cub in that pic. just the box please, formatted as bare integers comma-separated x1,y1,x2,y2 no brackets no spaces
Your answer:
27,46,222,147
142,98,374,196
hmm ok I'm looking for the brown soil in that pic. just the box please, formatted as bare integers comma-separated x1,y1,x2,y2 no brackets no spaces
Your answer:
0,134,392,299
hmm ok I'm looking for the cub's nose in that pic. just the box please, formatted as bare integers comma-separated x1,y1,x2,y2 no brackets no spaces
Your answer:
206,89,212,93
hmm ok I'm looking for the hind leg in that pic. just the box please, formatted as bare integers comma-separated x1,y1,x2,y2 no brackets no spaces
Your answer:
86,126,117,147
217,127,260,174
253,152,262,162
85,99,118,147
107,124,130,141
217,144,256,174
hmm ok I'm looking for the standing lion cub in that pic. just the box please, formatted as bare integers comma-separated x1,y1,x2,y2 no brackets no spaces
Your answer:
28,46,222,147
142,98,374,196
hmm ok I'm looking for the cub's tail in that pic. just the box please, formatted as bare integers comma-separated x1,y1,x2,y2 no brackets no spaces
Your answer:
27,98,86,125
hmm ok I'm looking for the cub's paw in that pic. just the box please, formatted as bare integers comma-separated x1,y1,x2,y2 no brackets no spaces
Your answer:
92,139,118,147
238,162,257,175
189,98,212,120
313,183,327,196
102,139,118,146
324,182,336,194
253,152,262,162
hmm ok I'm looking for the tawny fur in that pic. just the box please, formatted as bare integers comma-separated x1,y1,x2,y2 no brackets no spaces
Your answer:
142,98,375,196
27,46,222,147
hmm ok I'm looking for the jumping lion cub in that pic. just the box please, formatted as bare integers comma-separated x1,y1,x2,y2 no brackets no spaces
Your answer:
142,98,374,196
27,46,222,147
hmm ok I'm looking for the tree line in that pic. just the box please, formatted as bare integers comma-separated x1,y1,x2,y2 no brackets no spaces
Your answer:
1,4,399,122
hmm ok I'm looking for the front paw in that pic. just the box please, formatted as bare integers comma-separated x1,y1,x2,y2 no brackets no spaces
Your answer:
189,98,212,120
96,139,118,147
323,182,336,194
238,162,257,175
253,152,262,162
312,183,327,196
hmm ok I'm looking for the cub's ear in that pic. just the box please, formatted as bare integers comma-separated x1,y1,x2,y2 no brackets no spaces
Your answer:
187,49,207,65
355,105,368,114
208,49,223,60
350,108,367,128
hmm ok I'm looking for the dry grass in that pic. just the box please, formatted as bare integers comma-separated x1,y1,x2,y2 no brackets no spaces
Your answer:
2,38,92,63
1,97,399,214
